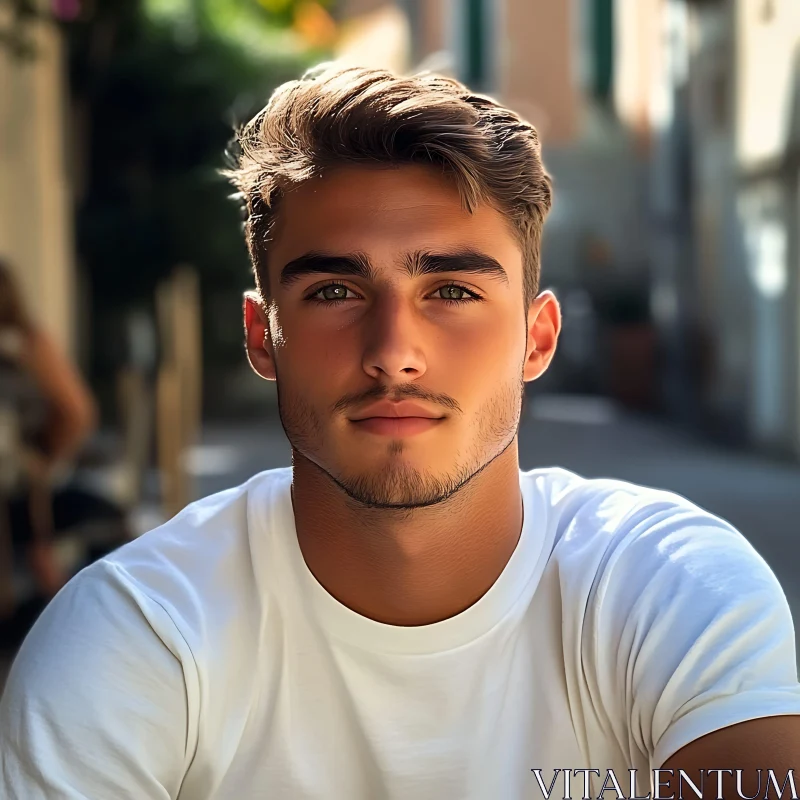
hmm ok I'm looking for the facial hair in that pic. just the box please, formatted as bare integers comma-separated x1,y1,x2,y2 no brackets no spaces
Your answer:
275,364,526,510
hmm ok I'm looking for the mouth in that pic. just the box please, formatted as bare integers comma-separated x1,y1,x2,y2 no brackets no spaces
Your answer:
349,416,445,437
348,399,447,437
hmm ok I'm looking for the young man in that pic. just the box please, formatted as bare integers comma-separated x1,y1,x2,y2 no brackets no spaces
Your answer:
1,65,799,799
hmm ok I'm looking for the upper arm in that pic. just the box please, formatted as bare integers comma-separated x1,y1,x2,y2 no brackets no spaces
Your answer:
25,328,97,433
661,715,800,798
0,563,193,799
586,501,800,771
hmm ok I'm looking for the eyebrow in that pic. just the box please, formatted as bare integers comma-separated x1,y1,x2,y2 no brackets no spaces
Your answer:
405,250,509,284
278,249,509,286
279,252,376,286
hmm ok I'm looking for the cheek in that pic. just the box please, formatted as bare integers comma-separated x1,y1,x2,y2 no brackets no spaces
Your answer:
276,321,357,387
439,313,525,368
430,317,526,404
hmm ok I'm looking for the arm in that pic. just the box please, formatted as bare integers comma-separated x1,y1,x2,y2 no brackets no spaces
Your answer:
585,499,800,784
23,327,98,467
0,561,194,799
15,329,98,592
661,715,800,799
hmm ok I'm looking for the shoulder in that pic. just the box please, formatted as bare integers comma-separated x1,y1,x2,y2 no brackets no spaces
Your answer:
8,466,291,665
103,466,293,644
0,467,294,793
520,466,774,609
523,469,800,765
0,553,194,796
521,465,715,545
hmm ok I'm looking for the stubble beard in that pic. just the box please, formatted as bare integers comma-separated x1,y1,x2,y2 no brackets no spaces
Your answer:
275,369,526,510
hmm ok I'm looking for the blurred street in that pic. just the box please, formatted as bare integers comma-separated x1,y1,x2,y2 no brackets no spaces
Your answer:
185,396,800,636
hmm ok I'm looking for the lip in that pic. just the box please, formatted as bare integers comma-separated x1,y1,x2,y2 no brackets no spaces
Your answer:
350,416,444,437
349,400,446,437
350,401,445,421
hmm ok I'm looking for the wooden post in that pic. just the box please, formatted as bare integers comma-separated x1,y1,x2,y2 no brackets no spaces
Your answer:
156,366,185,518
116,366,151,508
155,266,202,519
172,266,202,454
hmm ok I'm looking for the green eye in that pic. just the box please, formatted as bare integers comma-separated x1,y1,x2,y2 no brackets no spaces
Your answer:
437,284,481,302
439,285,466,301
319,285,349,301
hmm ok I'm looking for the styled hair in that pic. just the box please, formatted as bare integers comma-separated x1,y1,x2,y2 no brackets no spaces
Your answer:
225,64,553,305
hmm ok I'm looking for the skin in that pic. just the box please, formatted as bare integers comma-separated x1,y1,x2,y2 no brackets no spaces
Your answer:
244,163,800,772
245,163,560,627
24,328,97,597
661,716,799,798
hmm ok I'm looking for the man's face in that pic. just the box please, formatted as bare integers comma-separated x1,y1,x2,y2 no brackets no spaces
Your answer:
246,164,558,508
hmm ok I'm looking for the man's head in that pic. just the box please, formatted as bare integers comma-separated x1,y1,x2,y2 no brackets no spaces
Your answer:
229,65,560,509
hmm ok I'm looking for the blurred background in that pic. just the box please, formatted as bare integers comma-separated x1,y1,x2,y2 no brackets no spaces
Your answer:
1,0,800,668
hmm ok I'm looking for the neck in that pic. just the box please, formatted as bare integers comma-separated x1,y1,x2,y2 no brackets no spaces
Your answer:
290,444,524,627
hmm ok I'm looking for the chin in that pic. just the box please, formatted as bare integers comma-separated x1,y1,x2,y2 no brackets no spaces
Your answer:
328,451,481,510
345,442,449,471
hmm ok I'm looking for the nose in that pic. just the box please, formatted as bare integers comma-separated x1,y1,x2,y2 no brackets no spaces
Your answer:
361,293,427,381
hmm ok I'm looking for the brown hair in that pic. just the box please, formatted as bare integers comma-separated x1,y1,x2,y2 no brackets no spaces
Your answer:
0,258,32,332
225,64,553,306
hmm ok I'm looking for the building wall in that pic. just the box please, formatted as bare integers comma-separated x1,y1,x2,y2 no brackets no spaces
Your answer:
0,17,75,357
334,0,411,74
415,0,448,63
521,0,650,291
498,0,579,145
736,0,800,170
613,0,663,150
686,3,751,434
678,0,800,455
733,0,800,454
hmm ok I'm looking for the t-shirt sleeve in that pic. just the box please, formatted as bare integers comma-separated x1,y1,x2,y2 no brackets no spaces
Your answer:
0,560,194,799
584,499,800,770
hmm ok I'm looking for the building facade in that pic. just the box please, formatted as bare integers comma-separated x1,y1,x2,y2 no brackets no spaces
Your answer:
0,6,77,358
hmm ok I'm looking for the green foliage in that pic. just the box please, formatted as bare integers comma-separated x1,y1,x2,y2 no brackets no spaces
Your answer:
64,0,329,374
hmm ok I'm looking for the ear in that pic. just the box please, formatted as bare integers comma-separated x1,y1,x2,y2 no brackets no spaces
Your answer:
523,290,561,382
244,291,277,381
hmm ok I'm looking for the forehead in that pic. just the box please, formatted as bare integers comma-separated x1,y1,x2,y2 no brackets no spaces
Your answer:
267,164,523,278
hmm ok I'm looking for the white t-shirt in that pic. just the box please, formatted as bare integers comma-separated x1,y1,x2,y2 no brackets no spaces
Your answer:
2,467,800,799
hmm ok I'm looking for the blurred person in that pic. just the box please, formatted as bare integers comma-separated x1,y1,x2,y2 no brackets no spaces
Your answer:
1,66,799,799
0,259,97,609
0,261,129,658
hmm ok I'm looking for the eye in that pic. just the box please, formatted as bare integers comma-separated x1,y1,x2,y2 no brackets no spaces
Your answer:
307,283,358,304
434,283,482,303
